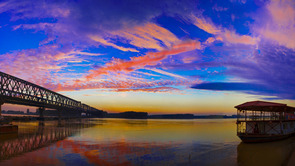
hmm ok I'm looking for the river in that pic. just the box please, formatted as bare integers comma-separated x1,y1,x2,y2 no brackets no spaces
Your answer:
0,118,295,166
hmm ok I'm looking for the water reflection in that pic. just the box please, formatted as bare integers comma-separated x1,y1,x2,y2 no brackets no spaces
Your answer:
2,118,295,165
0,119,95,162
77,119,239,143
0,119,240,165
237,137,295,166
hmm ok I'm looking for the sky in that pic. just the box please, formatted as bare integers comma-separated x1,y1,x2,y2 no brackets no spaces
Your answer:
1,0,295,115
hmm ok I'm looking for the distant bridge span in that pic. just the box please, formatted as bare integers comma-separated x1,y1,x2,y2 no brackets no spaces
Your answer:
0,71,102,117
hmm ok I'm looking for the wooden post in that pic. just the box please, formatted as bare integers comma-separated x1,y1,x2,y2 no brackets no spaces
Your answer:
237,109,239,133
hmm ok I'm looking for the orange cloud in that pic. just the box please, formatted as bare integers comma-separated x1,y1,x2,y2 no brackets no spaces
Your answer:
112,23,181,50
191,15,221,35
85,40,201,80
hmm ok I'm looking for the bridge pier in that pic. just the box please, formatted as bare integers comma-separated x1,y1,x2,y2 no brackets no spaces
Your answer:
39,107,45,120
58,110,61,120
57,110,63,127
86,112,90,117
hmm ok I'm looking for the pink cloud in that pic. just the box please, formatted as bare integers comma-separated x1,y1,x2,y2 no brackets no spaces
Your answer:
113,87,180,93
147,68,187,79
191,15,258,45
0,45,91,87
191,15,221,35
182,56,198,63
89,22,181,52
111,23,181,50
204,37,217,45
52,78,199,92
89,36,139,52
257,0,295,49
85,40,201,80
223,30,258,45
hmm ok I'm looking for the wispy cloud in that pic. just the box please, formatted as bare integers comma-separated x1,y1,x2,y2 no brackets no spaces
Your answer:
191,15,259,46
52,78,198,92
85,40,201,80
111,87,180,93
256,0,295,49
190,42,295,99
2,0,295,102
89,36,139,52
75,51,104,56
111,23,181,50
0,45,101,87
147,68,187,80
191,16,221,35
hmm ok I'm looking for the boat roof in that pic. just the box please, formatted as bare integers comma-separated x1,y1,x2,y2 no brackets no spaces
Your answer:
235,101,295,112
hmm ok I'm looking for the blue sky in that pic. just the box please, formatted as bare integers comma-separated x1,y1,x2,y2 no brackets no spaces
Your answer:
1,0,295,114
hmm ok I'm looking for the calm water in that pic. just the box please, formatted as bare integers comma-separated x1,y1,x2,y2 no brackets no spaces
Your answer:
0,118,295,166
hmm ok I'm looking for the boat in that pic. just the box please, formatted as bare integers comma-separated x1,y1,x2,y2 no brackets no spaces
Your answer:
235,101,295,143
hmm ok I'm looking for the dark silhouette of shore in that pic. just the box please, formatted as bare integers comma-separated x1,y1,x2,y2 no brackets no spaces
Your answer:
2,109,238,120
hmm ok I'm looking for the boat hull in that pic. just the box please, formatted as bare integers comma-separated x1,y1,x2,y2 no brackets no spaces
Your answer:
238,134,291,143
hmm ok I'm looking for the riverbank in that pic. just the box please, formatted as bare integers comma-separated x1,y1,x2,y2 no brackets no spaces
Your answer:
1,114,88,122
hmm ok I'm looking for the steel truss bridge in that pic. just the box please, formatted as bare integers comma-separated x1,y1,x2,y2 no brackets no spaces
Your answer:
0,71,103,117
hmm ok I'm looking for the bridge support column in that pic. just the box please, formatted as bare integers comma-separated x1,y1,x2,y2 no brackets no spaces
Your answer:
39,107,45,120
86,111,90,117
57,110,63,127
58,110,61,120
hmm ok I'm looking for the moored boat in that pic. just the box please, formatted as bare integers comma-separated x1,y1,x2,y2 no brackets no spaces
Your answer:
235,101,295,143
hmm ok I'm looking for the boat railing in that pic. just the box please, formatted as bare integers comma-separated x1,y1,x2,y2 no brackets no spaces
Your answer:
237,116,285,121
236,110,292,122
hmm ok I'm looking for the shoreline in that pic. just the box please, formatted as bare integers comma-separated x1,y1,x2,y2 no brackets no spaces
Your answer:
1,114,237,122
1,115,89,122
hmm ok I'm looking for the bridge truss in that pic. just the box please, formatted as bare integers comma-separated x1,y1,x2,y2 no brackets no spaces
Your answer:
0,71,101,115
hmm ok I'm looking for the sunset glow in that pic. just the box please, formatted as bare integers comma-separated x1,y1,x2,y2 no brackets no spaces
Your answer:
1,0,295,114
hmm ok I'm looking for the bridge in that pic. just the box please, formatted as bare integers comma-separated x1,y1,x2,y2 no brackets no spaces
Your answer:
0,71,104,118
